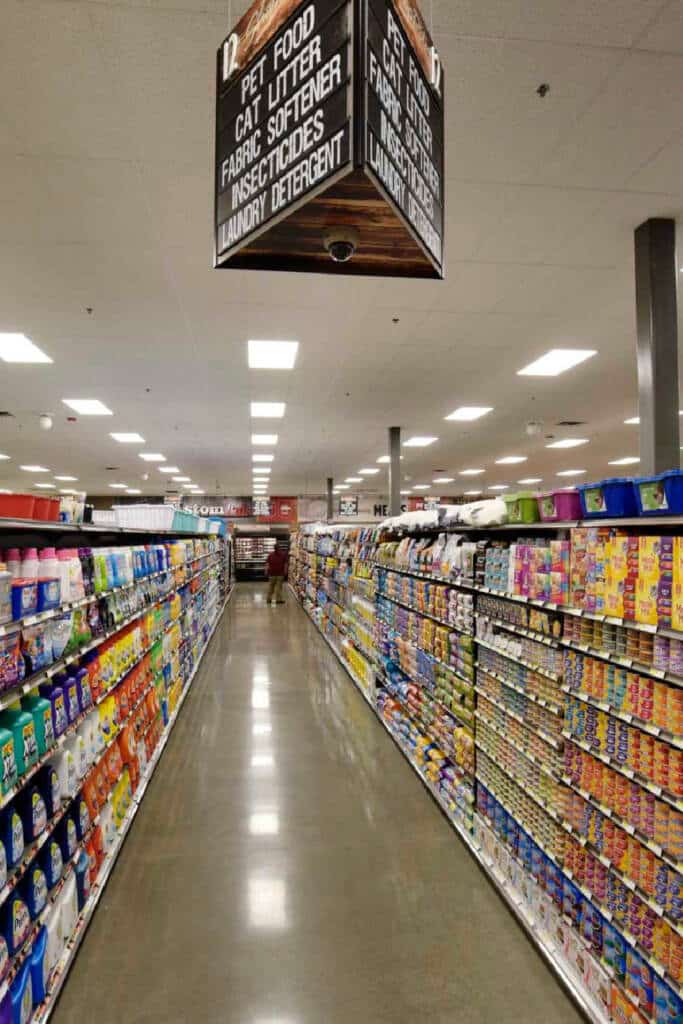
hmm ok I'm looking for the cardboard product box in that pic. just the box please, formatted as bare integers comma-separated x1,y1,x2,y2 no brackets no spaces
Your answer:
611,984,650,1024
636,576,659,627
584,958,611,1019
570,528,589,609
563,926,588,980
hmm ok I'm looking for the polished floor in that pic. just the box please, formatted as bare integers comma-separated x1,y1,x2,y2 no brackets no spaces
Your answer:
53,584,585,1024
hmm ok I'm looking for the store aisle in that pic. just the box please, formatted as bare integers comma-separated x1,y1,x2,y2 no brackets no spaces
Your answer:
53,585,584,1024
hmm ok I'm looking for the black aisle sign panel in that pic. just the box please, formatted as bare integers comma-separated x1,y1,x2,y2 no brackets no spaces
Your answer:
214,0,445,278
363,0,444,265
215,0,354,259
339,495,359,516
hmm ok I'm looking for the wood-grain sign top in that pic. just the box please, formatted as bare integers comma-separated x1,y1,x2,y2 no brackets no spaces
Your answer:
214,0,444,279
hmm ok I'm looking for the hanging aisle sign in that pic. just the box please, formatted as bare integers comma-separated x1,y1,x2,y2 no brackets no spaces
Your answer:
214,0,444,279
338,494,359,516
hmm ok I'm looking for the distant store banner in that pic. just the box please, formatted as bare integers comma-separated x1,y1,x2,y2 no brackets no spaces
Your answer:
214,0,444,279
181,496,298,523
338,495,359,516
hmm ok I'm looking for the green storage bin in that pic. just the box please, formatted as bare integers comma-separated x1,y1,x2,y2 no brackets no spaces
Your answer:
0,709,38,776
21,695,55,757
0,727,18,795
503,491,540,524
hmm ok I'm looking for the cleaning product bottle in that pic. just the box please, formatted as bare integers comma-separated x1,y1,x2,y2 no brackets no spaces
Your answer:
3,892,31,954
4,551,21,581
73,794,90,842
0,806,22,870
8,955,32,1023
22,862,48,919
66,732,87,782
58,874,77,944
0,565,11,626
0,933,9,988
20,694,54,758
19,549,38,581
36,764,60,819
77,548,94,597
0,709,37,777
38,547,58,585
29,925,48,1005
74,850,90,911
0,726,17,796
49,747,76,801
74,666,92,712
57,813,77,863
44,901,63,983
16,786,47,843
60,672,80,725
41,836,63,891
38,681,68,738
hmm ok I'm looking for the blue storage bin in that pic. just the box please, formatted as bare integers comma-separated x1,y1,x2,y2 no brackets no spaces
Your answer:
578,478,638,518
635,470,683,516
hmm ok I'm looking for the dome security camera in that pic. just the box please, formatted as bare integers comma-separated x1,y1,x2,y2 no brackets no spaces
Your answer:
39,414,53,431
323,227,359,264
525,420,543,438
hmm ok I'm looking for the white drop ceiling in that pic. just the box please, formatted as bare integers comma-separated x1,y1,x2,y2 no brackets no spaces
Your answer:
0,0,682,498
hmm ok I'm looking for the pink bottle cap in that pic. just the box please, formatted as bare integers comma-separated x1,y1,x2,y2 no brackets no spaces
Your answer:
5,549,19,561
39,547,56,560
22,548,37,559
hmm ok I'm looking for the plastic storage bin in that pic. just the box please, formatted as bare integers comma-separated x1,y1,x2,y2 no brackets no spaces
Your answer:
537,489,582,522
503,492,539,524
31,497,51,521
634,470,683,515
578,477,638,518
0,495,35,521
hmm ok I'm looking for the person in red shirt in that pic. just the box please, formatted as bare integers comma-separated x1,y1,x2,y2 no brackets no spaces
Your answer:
266,547,288,604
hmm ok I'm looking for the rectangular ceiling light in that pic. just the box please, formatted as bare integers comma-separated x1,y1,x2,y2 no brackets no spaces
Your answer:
62,399,113,415
403,436,438,447
400,489,412,495
173,476,190,482
252,434,278,445
489,485,509,491
0,333,52,363
556,469,586,477
433,477,454,484
20,465,49,473
54,475,77,481
445,406,493,422
35,483,56,489
159,466,180,474
460,468,485,476
545,439,589,449
464,489,482,496
624,417,640,425
109,483,128,489
413,484,430,490
608,457,640,466
359,468,379,476
139,453,166,462
251,402,285,418
376,455,403,463
345,477,362,483
110,433,145,444
126,488,142,495
0,454,9,461
517,349,596,377
518,477,543,484
496,456,527,465
253,454,274,463
253,468,271,475
336,484,350,490
248,340,299,370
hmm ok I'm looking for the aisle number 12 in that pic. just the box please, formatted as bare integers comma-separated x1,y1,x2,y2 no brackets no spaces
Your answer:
430,45,442,98
222,32,240,83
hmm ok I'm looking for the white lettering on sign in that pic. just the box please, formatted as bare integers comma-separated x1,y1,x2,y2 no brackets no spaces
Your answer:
220,192,268,250
273,4,316,69
222,32,240,83
271,128,345,212
430,46,442,98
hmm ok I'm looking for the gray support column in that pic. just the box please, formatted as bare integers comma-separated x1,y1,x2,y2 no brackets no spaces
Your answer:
326,477,334,521
635,218,680,474
389,426,401,516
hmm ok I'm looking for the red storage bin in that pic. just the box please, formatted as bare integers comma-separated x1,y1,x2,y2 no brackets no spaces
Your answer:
0,494,35,520
47,497,60,521
32,496,51,520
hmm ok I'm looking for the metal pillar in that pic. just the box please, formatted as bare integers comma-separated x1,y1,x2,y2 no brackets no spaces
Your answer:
326,477,334,521
389,426,401,516
635,218,680,474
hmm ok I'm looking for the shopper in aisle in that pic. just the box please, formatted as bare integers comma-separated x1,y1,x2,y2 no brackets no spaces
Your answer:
265,545,288,604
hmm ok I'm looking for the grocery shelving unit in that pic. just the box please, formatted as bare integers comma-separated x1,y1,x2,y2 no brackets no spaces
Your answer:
291,517,683,1024
0,519,232,1020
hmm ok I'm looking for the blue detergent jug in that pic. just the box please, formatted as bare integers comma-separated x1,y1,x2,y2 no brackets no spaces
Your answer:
74,795,90,842
30,926,48,1006
22,863,48,919
1,806,24,870
3,893,31,955
9,956,32,1024
57,815,77,864
74,850,90,911
0,988,10,1024
17,787,47,844
41,837,63,891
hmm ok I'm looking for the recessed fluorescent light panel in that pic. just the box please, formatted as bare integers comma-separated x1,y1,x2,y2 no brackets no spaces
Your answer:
251,402,286,418
464,490,483,496
159,467,180,474
110,433,145,444
517,349,597,377
253,454,274,463
62,399,113,415
252,434,278,445
109,483,128,489
556,469,586,477
545,439,589,449
346,477,362,483
20,465,49,473
139,453,166,462
173,476,190,482
35,483,56,489
400,489,412,495
624,417,640,425
0,455,9,462
518,478,543,485
433,477,454,484
460,469,485,476
359,468,379,476
496,456,527,465
445,406,493,422
489,485,509,491
403,436,438,448
126,489,142,495
413,485,430,490
377,455,403,464
336,485,350,491
608,457,640,466
0,333,52,363
248,340,299,370
54,475,77,481
253,469,271,475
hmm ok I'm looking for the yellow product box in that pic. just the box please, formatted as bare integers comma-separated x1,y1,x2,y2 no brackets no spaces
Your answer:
673,537,683,632
636,576,658,626
605,536,629,618
638,536,661,583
